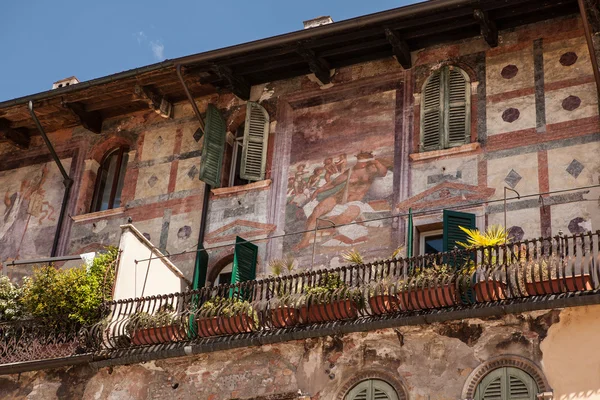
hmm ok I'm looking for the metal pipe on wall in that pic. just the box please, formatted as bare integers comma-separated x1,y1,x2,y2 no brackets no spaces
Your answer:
28,101,74,257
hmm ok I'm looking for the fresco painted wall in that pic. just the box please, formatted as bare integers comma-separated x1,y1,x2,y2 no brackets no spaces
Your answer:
283,90,397,268
0,159,71,281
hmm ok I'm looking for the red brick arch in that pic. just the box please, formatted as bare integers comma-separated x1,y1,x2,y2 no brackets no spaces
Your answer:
88,136,133,163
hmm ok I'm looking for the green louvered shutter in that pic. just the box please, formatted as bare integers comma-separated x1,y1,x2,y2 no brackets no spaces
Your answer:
475,367,537,400
229,236,258,299
446,67,470,147
240,102,270,181
199,104,226,188
421,71,443,151
508,368,536,399
443,210,476,252
345,380,398,400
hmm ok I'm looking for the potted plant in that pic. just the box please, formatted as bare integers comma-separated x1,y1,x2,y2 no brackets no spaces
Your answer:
127,305,185,346
368,277,402,315
196,297,258,337
299,273,363,323
457,225,509,302
267,258,300,329
398,263,458,310
367,245,407,314
518,254,593,296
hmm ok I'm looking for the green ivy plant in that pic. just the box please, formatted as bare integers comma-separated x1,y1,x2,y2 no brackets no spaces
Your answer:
20,247,118,328
0,276,24,322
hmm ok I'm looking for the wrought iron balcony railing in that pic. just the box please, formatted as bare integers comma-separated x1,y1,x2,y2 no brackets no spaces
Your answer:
1,231,599,369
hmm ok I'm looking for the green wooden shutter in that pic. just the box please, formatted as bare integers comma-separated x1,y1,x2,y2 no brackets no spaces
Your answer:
508,368,536,399
345,380,399,400
446,67,470,147
475,367,537,400
199,104,226,188
421,71,443,151
229,236,258,299
240,102,270,181
443,210,476,252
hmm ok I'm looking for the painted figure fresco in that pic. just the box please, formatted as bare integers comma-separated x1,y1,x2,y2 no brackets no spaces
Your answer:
0,162,64,276
284,91,397,265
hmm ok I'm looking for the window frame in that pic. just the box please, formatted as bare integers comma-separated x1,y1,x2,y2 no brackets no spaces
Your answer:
419,229,443,256
420,65,471,152
90,146,129,213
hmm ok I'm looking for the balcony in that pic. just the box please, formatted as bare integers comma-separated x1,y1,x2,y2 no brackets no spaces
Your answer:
1,232,599,373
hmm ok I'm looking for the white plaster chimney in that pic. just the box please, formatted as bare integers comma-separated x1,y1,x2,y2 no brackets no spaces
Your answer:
303,16,334,29
52,76,80,89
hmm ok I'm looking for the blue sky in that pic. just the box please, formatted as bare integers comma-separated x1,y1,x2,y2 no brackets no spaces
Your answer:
0,0,420,102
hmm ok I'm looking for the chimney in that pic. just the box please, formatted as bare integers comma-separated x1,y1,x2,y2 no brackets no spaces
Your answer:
52,76,80,89
303,16,334,29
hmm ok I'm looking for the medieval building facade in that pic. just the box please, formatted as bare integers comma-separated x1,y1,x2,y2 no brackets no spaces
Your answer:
1,0,600,399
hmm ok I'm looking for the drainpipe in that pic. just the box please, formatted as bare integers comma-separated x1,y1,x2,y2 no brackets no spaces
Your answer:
28,101,74,257
578,0,600,104
176,64,209,290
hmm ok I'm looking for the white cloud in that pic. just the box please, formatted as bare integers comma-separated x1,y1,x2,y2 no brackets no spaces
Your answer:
135,31,147,44
150,41,165,61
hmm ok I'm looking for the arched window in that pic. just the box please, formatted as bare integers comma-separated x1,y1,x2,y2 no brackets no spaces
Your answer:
90,146,129,212
475,367,538,400
345,379,399,400
420,65,471,152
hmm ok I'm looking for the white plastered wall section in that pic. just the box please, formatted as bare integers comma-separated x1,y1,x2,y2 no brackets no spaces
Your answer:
112,224,191,302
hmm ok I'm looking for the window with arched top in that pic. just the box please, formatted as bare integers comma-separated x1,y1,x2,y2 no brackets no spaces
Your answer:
345,379,399,400
90,146,129,212
475,367,538,400
420,65,471,152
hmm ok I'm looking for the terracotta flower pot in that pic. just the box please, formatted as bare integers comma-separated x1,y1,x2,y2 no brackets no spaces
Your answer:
525,274,593,295
270,306,299,328
299,299,358,323
474,280,507,302
399,285,457,310
368,295,402,315
197,315,254,337
131,325,185,346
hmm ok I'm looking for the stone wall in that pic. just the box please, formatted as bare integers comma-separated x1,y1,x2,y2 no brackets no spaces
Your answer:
3,305,599,400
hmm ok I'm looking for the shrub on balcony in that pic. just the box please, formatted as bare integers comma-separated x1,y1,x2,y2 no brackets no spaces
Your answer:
20,247,118,328
0,276,24,322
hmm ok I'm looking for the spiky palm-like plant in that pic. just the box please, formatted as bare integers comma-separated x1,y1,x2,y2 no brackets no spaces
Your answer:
456,225,510,249
268,257,296,277
341,249,364,266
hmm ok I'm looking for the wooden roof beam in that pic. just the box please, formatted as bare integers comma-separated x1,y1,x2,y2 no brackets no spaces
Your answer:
384,28,412,69
134,85,173,118
63,102,103,134
211,65,251,100
474,8,498,48
0,118,30,149
295,45,332,84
